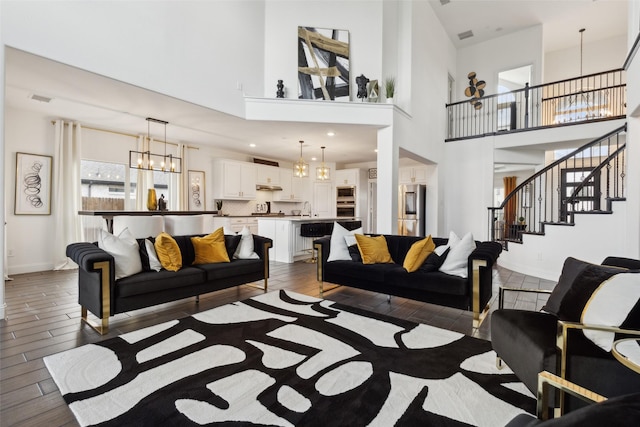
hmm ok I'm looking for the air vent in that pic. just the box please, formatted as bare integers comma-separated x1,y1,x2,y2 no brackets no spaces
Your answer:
30,94,52,103
458,30,474,40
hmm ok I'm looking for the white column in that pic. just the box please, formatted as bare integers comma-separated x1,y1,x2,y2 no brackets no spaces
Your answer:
376,126,399,235
1,3,7,319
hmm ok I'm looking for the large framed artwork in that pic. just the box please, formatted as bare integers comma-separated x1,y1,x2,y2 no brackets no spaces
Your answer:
298,26,350,101
188,170,205,211
15,152,53,215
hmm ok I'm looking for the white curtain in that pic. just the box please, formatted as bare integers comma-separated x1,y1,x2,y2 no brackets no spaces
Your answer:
135,135,154,211
53,120,82,270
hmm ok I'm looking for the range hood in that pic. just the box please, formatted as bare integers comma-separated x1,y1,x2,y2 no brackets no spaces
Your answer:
256,184,283,191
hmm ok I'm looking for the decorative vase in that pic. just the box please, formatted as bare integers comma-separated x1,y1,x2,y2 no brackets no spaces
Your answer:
147,189,157,211
276,80,285,98
386,97,394,104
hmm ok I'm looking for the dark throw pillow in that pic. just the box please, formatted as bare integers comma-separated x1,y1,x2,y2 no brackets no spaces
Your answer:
348,244,363,262
224,234,242,260
419,248,450,273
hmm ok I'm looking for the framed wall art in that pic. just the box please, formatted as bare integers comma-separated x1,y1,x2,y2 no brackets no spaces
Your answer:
188,170,205,211
15,152,53,215
298,26,350,101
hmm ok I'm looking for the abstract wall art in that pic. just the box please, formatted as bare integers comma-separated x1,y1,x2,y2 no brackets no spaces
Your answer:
188,170,205,211
298,26,350,101
15,152,52,215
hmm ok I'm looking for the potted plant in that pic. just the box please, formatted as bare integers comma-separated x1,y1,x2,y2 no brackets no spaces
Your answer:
384,77,395,103
518,216,526,225
216,200,223,215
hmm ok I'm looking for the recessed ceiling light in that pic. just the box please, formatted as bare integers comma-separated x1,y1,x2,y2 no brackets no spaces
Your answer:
374,149,378,153
327,131,335,137
249,143,256,147
311,157,317,161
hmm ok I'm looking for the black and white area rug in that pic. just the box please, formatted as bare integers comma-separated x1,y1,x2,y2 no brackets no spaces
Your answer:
44,290,535,426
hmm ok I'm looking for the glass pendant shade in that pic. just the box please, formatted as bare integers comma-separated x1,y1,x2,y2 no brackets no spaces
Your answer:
316,146,330,180
293,140,309,178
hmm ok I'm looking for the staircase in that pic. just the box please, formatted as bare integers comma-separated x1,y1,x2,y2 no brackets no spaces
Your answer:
488,123,627,250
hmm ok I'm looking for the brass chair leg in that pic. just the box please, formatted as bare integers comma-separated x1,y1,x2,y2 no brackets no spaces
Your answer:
496,356,504,370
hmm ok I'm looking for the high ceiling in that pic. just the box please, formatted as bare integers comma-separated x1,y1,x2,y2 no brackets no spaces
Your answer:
4,1,629,166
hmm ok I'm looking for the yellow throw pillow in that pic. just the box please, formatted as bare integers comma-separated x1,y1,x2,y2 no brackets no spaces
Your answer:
191,227,230,264
403,235,436,272
355,234,394,265
154,232,182,272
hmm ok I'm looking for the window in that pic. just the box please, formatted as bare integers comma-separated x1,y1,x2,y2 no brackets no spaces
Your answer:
560,167,600,222
81,160,126,210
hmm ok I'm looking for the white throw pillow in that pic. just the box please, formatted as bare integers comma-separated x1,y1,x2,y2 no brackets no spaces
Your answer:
145,239,162,272
327,222,363,262
581,273,640,352
434,231,461,256
439,232,476,278
98,228,143,280
234,226,259,259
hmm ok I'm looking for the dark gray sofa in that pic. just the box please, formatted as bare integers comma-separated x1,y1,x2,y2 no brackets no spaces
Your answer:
314,234,502,327
66,234,272,334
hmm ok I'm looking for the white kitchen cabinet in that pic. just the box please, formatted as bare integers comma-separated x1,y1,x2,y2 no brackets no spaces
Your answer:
229,217,259,234
213,160,257,200
313,181,333,218
273,168,304,202
256,164,280,186
210,216,258,234
399,166,427,184
334,168,359,186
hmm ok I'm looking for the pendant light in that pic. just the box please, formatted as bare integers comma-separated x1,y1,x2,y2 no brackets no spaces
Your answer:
129,117,182,173
316,146,330,180
293,140,308,178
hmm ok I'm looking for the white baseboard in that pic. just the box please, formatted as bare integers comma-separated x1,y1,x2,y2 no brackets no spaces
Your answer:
7,262,54,276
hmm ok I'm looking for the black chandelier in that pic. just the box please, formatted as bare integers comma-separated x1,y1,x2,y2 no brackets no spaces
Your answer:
129,117,182,173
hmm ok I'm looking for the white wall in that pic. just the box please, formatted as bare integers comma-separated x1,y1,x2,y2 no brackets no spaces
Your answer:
499,204,630,281
456,26,543,100
2,0,266,118
4,108,57,274
1,0,6,318
544,35,627,83
442,137,494,241
263,0,383,101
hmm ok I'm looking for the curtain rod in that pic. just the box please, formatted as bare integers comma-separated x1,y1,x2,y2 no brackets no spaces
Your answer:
50,120,199,150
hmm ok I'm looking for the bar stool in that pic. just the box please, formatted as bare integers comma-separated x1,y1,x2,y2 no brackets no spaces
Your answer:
300,223,329,263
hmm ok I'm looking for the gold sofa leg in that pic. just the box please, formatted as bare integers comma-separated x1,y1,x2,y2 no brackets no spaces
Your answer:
81,260,111,335
472,259,489,328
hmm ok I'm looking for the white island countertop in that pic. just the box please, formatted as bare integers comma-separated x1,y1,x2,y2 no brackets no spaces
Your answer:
256,217,362,263
256,216,360,222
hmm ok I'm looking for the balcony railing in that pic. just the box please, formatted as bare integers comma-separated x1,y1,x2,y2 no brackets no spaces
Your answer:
488,124,627,249
446,69,626,141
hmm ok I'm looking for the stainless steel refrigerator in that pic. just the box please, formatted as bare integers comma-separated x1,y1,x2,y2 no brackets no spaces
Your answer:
398,184,426,236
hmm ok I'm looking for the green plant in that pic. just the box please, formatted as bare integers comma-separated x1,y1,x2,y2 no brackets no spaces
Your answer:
384,77,395,98
518,216,525,223
216,200,223,210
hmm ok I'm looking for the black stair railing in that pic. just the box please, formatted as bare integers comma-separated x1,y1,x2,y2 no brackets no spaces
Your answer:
488,124,627,248
447,68,626,141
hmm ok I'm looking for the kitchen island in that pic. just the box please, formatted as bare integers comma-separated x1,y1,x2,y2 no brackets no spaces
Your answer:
257,217,361,263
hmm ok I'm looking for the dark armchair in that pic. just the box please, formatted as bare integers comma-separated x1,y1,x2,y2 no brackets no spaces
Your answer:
491,256,640,414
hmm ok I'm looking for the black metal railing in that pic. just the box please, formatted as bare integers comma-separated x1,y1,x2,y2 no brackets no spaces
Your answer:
446,69,626,141
488,124,627,248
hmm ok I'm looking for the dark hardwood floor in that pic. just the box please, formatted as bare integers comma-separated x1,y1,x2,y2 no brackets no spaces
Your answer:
0,261,555,426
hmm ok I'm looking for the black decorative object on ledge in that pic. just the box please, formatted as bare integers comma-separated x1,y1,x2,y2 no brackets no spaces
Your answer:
356,74,369,101
276,80,285,98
